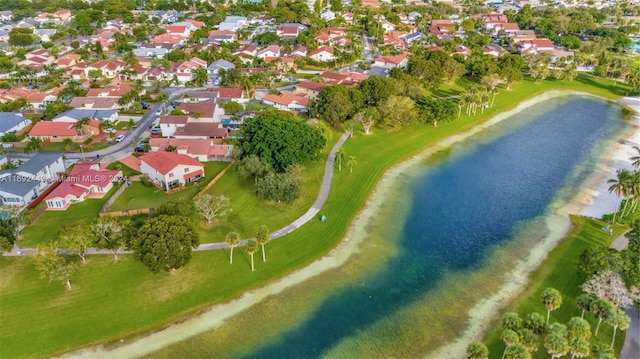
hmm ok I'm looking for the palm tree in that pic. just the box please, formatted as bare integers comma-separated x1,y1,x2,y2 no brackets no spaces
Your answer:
544,331,569,358
504,344,530,359
606,308,630,349
244,239,259,271
630,146,640,170
347,155,357,173
607,169,631,223
255,224,269,262
62,138,76,152
457,98,466,119
466,341,489,359
568,338,589,359
567,317,591,341
24,137,42,154
500,329,519,359
576,294,593,319
590,298,614,335
74,117,91,137
541,288,562,326
225,232,240,264
336,147,345,171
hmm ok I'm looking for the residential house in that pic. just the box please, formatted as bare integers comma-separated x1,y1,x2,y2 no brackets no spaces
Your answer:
0,11,12,22
149,33,188,46
403,31,426,46
309,46,335,62
177,102,216,121
35,29,56,42
320,10,336,21
133,43,173,58
256,45,282,59
148,138,232,161
84,60,125,79
173,123,229,140
208,30,237,43
519,38,555,54
264,56,296,71
0,113,31,136
0,153,65,207
159,115,188,137
380,20,396,33
29,120,100,142
340,12,354,23
55,53,81,68
276,25,300,39
383,31,408,50
294,81,327,99
474,13,508,31
53,109,118,122
262,92,309,112
290,45,307,57
44,163,122,210
314,27,348,45
207,59,235,78
407,11,422,24
373,53,408,69
175,57,207,83
166,25,190,37
208,87,246,103
68,97,120,110
140,151,205,191
218,16,248,31
428,20,458,39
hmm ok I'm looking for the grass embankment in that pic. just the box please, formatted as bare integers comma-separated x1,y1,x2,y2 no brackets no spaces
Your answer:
0,76,630,359
483,216,628,358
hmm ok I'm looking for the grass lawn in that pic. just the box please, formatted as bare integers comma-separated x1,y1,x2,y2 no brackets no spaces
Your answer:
0,76,632,359
482,216,628,358
106,161,141,176
107,162,229,212
115,121,135,130
197,132,339,241
19,186,119,248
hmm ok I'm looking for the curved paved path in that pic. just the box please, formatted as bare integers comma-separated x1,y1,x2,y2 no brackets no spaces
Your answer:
3,132,350,257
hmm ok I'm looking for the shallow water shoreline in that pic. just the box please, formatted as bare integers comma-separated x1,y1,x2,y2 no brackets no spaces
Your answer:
60,92,637,359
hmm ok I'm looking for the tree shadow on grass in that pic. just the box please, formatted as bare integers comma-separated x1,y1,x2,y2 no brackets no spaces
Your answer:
575,75,631,97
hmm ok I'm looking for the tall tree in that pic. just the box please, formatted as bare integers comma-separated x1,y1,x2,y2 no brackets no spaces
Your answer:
133,215,199,273
500,329,520,359
58,221,93,263
0,220,16,253
236,155,272,184
347,155,357,173
590,298,614,335
378,95,419,129
502,312,523,332
255,224,270,262
605,308,630,349
225,231,240,264
545,323,569,359
504,344,530,359
241,111,326,172
24,137,42,154
576,294,594,319
33,243,78,290
466,341,489,359
194,194,231,223
352,108,378,135
541,288,563,326
581,270,634,309
607,169,631,223
244,239,259,272
91,217,128,261
336,147,345,171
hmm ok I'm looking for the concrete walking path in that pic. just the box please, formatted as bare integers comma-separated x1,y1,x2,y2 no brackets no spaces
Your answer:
3,132,351,257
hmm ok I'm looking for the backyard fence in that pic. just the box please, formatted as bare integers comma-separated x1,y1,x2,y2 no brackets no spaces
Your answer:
99,208,154,217
193,161,235,199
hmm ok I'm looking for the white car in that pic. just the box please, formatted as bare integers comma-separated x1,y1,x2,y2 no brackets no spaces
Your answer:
103,128,116,133
156,109,162,116
115,135,125,143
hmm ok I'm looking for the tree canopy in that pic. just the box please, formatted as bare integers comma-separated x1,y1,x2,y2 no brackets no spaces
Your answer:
133,215,200,273
241,111,326,172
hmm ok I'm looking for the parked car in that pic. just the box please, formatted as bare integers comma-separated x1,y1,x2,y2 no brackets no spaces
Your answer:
115,134,125,143
134,142,147,152
141,102,150,109
155,109,162,116
103,128,116,133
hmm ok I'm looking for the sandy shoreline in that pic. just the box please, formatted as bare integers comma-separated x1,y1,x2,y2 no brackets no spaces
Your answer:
60,92,640,359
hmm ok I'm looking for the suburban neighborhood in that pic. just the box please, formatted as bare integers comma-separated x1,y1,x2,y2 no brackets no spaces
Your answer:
0,0,639,357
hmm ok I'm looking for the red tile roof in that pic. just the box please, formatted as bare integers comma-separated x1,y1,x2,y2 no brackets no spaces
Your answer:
140,151,203,175
29,121,76,137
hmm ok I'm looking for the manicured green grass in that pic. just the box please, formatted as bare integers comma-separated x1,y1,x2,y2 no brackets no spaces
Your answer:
19,186,119,248
483,216,628,358
107,162,229,212
105,161,141,176
0,76,631,358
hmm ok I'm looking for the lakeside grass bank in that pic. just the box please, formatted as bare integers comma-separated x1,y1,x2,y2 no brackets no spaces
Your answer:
0,76,630,359
482,216,628,358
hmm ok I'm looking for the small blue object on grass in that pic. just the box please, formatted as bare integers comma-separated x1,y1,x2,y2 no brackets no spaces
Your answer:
320,215,326,222
602,225,609,231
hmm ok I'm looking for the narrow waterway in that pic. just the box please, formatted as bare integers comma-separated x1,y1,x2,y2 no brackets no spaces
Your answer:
237,96,624,358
